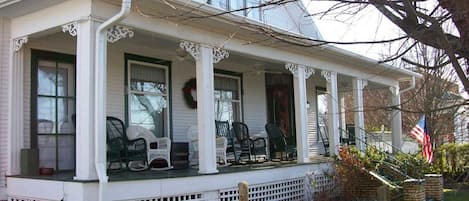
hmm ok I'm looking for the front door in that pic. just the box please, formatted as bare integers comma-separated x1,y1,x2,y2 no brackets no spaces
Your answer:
265,73,296,145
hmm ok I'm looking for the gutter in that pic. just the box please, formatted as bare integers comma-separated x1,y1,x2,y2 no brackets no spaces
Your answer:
94,0,132,200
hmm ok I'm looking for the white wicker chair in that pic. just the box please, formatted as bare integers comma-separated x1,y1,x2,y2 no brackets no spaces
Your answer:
127,125,172,170
186,125,228,166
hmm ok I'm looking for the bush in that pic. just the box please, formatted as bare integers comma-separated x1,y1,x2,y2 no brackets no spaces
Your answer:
433,143,469,178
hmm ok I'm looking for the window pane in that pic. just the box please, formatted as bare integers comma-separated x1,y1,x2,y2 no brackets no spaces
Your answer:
57,63,75,97
58,135,74,170
229,0,245,15
215,100,240,122
38,135,56,170
38,62,56,96
130,63,166,94
210,0,228,9
38,97,56,133
130,94,167,137
58,99,75,134
246,0,261,20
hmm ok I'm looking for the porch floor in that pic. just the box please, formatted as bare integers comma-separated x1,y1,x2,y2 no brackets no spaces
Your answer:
10,157,332,182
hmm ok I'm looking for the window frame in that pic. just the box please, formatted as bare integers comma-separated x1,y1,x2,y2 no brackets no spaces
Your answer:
207,0,262,21
124,53,172,139
214,71,243,123
30,49,76,171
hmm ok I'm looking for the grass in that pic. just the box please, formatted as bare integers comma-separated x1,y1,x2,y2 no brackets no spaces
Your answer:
444,189,469,201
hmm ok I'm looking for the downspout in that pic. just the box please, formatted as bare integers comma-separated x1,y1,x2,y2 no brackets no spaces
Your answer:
94,0,132,201
399,76,416,95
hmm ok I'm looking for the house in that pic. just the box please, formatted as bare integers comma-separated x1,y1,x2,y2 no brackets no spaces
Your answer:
0,0,421,200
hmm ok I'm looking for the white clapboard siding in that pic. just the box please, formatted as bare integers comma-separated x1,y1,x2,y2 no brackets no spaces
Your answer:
0,17,11,193
242,72,267,134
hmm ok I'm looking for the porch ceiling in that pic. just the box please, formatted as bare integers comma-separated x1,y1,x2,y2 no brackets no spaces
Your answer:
124,27,289,74
0,0,66,17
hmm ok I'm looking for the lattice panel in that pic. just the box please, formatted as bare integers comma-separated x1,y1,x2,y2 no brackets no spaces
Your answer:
219,177,305,201
307,172,334,193
120,193,204,201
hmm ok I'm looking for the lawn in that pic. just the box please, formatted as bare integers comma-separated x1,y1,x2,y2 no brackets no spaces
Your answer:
444,189,469,201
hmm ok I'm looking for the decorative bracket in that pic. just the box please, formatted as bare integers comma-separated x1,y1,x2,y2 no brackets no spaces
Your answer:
321,70,332,83
285,63,299,76
389,86,399,96
13,36,28,51
62,22,78,37
304,66,315,79
212,47,229,63
362,79,368,88
180,40,200,59
107,25,134,43
285,63,315,78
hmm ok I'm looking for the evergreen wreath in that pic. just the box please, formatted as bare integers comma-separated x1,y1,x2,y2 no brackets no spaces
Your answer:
182,78,197,109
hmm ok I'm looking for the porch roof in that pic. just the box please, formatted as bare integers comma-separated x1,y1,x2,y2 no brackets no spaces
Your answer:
131,0,422,81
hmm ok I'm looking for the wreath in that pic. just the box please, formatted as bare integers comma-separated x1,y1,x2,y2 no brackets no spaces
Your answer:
182,78,197,109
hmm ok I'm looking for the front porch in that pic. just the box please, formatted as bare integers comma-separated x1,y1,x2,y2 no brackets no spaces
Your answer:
8,159,333,201
2,0,420,200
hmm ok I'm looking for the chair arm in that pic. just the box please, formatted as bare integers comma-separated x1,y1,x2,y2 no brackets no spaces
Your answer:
155,137,171,150
107,137,125,149
127,137,147,151
250,137,266,146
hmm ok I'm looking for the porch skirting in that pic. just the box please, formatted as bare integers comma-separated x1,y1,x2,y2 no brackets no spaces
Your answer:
7,162,332,201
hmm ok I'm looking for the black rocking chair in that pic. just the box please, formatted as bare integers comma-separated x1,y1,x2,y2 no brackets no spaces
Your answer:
106,116,148,171
232,122,266,163
265,123,296,161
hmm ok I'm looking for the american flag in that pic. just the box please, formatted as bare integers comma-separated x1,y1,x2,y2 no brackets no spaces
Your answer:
409,115,433,163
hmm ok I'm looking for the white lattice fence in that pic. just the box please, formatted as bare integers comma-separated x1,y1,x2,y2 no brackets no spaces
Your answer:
118,192,205,201
219,177,305,201
305,171,336,200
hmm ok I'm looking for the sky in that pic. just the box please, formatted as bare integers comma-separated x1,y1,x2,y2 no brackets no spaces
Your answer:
302,0,468,98
301,0,403,61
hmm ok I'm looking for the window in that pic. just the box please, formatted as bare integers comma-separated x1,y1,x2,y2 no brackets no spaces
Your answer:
207,0,262,21
32,50,76,171
214,74,241,123
126,55,171,138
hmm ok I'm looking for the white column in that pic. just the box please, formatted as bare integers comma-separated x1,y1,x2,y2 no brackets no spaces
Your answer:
323,71,340,156
286,64,314,163
65,20,98,180
390,86,403,153
339,93,346,141
7,36,27,175
352,78,367,152
180,41,228,174
196,44,218,174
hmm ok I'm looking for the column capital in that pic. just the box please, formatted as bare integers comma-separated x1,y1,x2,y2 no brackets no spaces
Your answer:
13,36,28,51
354,78,368,89
321,70,336,83
389,86,399,96
212,47,229,63
107,25,134,43
180,40,200,59
62,22,78,37
285,63,315,78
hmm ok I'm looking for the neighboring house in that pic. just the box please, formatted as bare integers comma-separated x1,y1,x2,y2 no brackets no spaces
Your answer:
0,0,420,200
